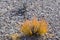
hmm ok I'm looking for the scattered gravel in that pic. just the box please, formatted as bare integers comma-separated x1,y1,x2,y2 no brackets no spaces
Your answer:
0,0,60,40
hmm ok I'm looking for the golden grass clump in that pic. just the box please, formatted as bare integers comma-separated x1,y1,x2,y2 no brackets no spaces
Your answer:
31,17,40,33
10,17,48,40
38,19,48,35
20,17,48,36
20,20,32,36
9,15,59,40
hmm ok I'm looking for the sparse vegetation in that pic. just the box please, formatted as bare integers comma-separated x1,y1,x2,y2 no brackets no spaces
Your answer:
10,17,49,40
20,17,48,36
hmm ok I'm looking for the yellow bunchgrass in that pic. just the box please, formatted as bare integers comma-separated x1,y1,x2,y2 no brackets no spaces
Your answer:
20,17,48,36
20,20,32,36
10,17,48,40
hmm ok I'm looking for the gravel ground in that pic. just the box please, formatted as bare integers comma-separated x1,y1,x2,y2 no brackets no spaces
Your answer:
0,0,60,40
